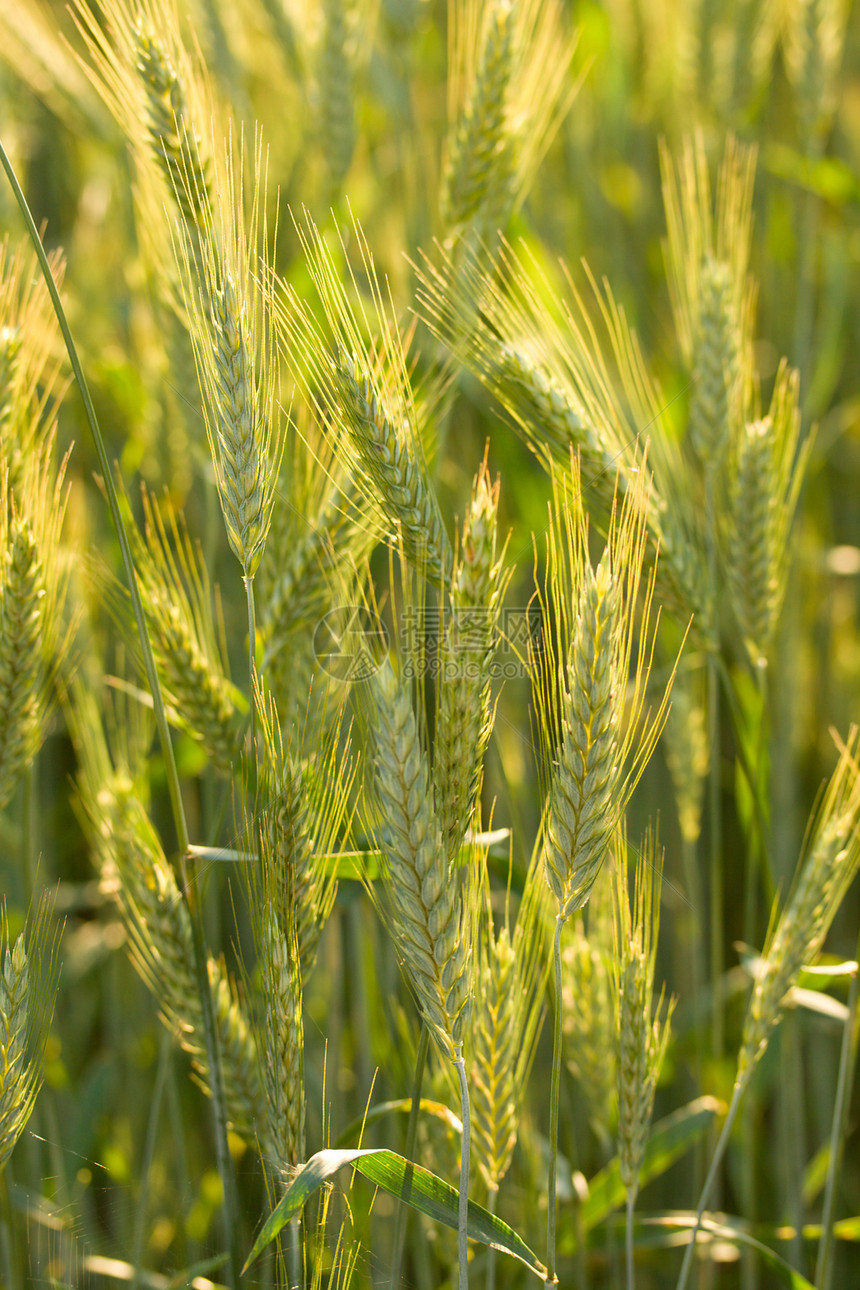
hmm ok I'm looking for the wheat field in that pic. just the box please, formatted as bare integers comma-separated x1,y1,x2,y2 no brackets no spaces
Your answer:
1,0,860,1287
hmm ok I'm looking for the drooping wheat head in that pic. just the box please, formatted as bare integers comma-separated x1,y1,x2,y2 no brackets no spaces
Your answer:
69,684,269,1153
415,238,712,635
736,727,860,1092
270,211,451,583
99,483,239,774
612,828,674,1200
0,894,59,1175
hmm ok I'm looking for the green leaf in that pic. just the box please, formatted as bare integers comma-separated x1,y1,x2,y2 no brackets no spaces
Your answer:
580,1097,724,1233
334,1097,463,1148
243,1148,545,1277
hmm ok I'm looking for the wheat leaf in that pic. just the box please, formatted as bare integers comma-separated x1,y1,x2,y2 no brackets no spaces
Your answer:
243,1147,546,1276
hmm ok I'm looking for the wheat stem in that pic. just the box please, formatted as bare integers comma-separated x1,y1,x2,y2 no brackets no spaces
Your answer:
0,142,242,1289
676,1081,743,1290
545,913,564,1288
815,944,860,1290
390,1024,430,1290
626,1190,636,1290
455,1049,471,1290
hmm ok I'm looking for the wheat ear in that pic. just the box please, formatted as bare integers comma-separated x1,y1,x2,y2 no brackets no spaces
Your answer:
677,728,860,1290
561,889,616,1144
0,894,59,1175
365,656,473,1059
0,450,70,811
442,0,515,234
435,458,509,859
725,363,810,669
469,854,547,1195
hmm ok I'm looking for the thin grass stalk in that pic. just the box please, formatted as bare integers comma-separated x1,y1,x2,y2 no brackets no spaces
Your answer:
0,142,243,1288
676,1081,744,1290
545,913,564,1288
246,575,257,765
626,1191,635,1290
815,944,860,1290
454,1050,471,1290
389,1023,430,1290
704,472,723,1075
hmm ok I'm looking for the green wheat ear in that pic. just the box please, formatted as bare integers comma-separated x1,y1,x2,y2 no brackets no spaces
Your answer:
0,893,60,1175
173,133,284,579
612,827,674,1201
269,210,451,584
534,459,677,921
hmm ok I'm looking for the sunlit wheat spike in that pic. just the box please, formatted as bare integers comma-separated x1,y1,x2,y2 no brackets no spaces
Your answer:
783,0,849,142
254,682,354,984
0,451,70,812
613,828,674,1199
469,855,547,1193
443,0,579,234
332,347,451,583
660,132,756,373
725,362,810,670
364,656,473,1060
69,690,267,1149
663,668,708,844
562,889,616,1143
126,486,238,773
0,238,66,488
435,458,509,859
0,894,60,1175
174,133,283,578
318,0,356,190
71,0,217,271
414,238,713,634
133,21,211,236
736,727,860,1091
441,0,515,233
269,211,451,583
688,255,740,468
259,910,305,1173
535,461,675,921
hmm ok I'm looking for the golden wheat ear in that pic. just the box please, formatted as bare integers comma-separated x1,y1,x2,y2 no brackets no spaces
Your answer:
534,458,677,921
0,892,60,1175
268,209,452,585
